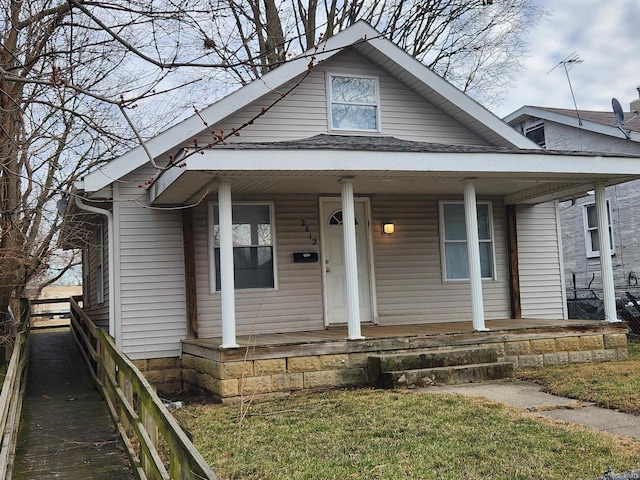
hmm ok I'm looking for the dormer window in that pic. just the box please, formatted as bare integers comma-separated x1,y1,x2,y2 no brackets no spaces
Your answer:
327,74,380,131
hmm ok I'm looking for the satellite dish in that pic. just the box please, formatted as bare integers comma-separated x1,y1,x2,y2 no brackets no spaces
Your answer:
612,97,634,139
612,98,625,124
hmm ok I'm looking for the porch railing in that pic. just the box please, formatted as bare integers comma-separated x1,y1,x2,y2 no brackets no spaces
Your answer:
0,299,30,480
69,296,218,480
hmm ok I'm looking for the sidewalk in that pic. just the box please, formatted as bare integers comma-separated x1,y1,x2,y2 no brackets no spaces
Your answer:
422,381,640,440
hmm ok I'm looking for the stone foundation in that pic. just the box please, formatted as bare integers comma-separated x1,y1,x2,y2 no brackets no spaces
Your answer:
181,324,629,402
132,357,183,394
182,351,369,402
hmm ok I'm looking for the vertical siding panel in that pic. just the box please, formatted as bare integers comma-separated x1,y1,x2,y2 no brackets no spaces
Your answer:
517,202,565,318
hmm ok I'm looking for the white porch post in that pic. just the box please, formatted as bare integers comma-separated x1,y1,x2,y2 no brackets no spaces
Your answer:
218,180,239,347
595,183,619,322
341,179,364,340
463,180,488,331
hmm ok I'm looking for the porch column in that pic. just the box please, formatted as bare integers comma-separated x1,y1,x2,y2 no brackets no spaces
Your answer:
595,183,619,322
218,180,239,347
463,180,488,331
341,179,364,340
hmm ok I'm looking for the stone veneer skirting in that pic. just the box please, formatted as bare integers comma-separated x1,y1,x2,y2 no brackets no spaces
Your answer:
179,323,629,403
133,357,183,394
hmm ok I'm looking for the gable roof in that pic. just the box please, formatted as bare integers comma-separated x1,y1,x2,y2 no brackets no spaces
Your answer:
504,106,640,142
79,21,537,195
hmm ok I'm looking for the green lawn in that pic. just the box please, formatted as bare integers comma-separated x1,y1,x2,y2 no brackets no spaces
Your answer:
176,388,640,479
519,342,640,415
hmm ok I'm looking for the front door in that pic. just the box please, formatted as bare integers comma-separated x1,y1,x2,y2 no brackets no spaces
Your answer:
320,198,372,325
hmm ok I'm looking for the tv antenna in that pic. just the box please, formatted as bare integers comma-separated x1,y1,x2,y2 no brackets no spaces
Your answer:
611,97,638,139
548,52,584,126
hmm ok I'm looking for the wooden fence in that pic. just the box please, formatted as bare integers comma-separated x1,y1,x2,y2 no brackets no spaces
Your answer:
0,299,30,480
69,297,218,480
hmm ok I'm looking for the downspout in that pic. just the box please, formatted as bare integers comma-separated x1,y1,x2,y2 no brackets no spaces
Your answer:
75,196,117,341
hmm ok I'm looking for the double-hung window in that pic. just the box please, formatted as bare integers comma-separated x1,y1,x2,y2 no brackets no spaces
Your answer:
83,244,91,308
327,74,380,131
440,202,495,281
209,203,276,291
96,222,104,304
584,201,614,258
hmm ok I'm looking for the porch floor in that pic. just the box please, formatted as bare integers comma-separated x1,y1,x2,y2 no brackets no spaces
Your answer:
184,318,605,352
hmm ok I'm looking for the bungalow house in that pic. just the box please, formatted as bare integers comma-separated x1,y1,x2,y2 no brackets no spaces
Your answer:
505,101,640,315
63,22,637,401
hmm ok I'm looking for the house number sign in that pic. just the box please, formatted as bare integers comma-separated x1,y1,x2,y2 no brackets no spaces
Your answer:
299,219,318,245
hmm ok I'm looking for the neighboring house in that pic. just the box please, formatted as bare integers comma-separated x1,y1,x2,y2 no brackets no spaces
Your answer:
60,22,639,398
505,101,640,307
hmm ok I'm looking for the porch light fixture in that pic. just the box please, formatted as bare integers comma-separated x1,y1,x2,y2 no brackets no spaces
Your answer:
382,222,395,235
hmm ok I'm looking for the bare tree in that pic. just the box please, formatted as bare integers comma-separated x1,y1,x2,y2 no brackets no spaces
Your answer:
0,0,224,330
0,0,541,333
201,0,542,105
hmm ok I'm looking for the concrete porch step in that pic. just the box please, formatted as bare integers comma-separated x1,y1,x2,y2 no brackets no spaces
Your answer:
368,346,499,379
367,346,514,389
379,361,515,389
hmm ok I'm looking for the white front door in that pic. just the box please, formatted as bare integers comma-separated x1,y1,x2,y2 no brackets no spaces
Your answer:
320,198,372,325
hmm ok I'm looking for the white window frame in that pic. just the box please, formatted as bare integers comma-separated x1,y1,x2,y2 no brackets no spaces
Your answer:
83,244,91,308
438,201,497,282
96,221,105,305
326,73,381,132
208,201,278,293
583,200,615,258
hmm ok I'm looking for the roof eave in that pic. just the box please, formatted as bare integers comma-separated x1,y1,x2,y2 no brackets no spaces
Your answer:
82,21,540,193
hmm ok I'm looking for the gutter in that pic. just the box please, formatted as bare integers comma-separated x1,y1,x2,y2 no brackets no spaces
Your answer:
75,196,117,344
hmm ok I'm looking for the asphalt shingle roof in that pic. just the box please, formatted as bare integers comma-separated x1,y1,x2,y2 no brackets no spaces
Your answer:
533,107,640,133
209,134,639,158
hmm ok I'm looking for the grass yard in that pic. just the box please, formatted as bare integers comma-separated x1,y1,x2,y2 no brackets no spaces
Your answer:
176,388,640,480
519,342,640,415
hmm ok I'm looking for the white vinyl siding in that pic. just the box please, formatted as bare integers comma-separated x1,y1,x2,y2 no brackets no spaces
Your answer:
199,49,489,146
517,202,565,318
372,195,509,325
195,195,324,338
115,166,188,359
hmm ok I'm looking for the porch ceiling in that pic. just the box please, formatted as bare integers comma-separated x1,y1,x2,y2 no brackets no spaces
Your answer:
149,146,640,206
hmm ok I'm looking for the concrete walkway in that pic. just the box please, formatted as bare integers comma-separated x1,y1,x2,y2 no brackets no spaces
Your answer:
423,381,640,440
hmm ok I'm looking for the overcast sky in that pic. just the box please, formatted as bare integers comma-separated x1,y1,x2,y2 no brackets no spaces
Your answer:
493,0,640,119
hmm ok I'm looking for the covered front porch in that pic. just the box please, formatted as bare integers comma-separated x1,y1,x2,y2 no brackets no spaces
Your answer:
148,137,640,351
181,318,629,402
